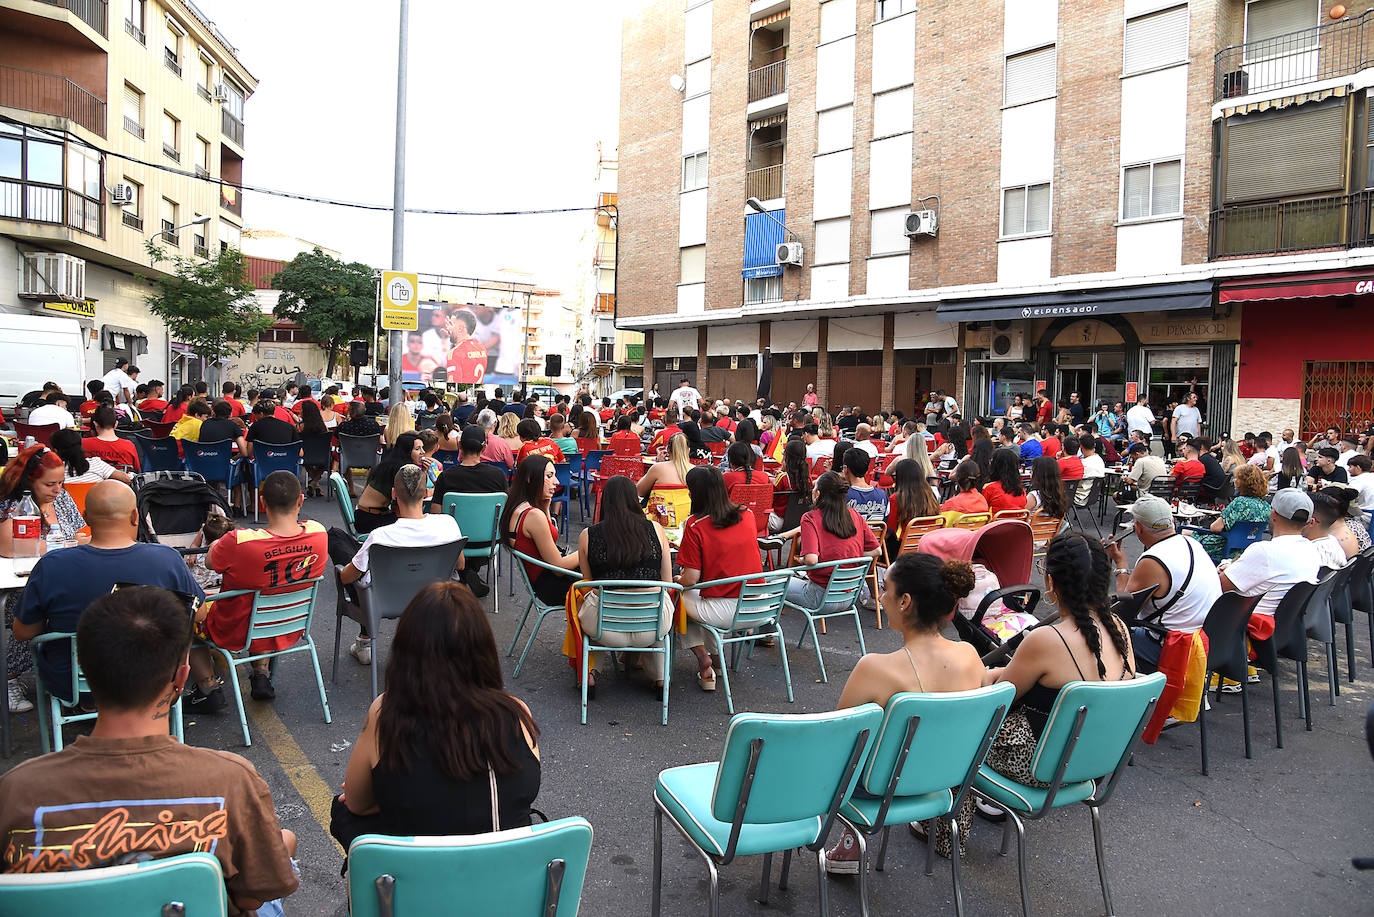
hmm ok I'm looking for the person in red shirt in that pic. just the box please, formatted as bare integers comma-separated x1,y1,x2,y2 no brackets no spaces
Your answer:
78,380,104,419
289,384,320,417
608,416,643,454
1040,426,1062,458
1057,434,1085,481
161,386,194,424
647,400,666,423
1035,389,1053,426
82,405,140,470
188,471,327,703
446,325,489,386
783,470,881,611
514,418,565,465
1171,439,1205,483
220,382,246,417
649,410,682,453
137,380,169,413
939,460,991,516
981,449,1028,515
676,464,766,690
597,398,615,424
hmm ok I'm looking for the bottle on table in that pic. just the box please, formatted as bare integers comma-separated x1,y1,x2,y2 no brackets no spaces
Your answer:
12,492,42,558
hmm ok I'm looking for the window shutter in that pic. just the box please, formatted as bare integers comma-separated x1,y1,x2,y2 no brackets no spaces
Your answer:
1152,160,1182,214
124,86,140,119
1025,184,1052,232
1246,0,1318,44
1123,165,1152,219
1224,102,1345,202
1002,187,1027,235
1004,46,1056,107
1124,5,1189,75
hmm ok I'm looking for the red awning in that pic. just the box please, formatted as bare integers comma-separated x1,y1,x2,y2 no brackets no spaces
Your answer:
1218,269,1374,303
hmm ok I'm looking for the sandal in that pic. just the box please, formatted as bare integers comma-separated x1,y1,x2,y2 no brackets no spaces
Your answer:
573,669,598,700
697,669,716,692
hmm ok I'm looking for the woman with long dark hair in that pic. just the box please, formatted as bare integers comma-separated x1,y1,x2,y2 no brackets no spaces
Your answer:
1277,446,1305,490
501,453,580,605
338,582,540,839
677,465,764,691
885,458,941,555
982,448,1027,515
49,429,131,485
734,418,760,455
769,438,812,533
161,384,195,424
783,471,880,611
722,441,759,488
574,475,672,693
939,459,989,515
1024,455,1068,520
353,432,424,534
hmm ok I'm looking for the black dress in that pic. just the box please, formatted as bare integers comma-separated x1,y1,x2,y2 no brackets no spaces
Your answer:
586,518,661,581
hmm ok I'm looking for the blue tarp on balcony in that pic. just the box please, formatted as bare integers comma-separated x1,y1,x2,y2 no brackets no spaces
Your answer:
742,209,785,279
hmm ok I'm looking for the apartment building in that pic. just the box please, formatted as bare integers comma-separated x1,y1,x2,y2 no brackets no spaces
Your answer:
617,0,1374,438
0,0,254,385
582,154,646,396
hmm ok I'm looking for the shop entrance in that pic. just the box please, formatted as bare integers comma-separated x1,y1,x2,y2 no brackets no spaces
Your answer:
1053,351,1124,411
653,356,697,397
1143,348,1209,434
1301,360,1374,439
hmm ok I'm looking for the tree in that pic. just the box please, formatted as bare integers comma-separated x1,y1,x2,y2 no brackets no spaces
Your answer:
144,240,273,364
271,248,378,377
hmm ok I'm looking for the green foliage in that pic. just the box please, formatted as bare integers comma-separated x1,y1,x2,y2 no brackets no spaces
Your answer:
144,240,272,364
271,248,378,376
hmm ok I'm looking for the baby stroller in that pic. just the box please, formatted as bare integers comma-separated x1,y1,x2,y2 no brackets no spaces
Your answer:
131,471,230,553
915,519,1041,657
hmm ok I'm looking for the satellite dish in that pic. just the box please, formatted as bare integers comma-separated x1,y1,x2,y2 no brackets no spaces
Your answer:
668,73,685,93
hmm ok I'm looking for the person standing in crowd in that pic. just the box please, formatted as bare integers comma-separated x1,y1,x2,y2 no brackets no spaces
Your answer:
669,378,702,414
802,383,820,408
1172,391,1202,442
1126,392,1156,440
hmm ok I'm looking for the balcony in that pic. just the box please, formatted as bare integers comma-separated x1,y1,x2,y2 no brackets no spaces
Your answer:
164,48,182,77
1208,191,1374,259
594,343,615,364
1214,9,1373,102
195,165,210,179
162,143,180,163
123,17,143,43
748,59,787,103
219,183,241,217
160,221,179,246
121,210,142,230
0,65,106,138
34,0,108,38
746,164,783,202
123,116,143,138
193,241,208,258
221,109,243,146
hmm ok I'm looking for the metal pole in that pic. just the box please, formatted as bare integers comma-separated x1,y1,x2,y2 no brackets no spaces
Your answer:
521,289,531,397
387,0,409,405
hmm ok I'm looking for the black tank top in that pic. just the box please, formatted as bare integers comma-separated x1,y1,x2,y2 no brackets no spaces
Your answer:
371,713,541,836
586,518,662,582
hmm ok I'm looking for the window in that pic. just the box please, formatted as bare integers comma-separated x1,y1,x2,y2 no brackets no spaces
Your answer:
162,112,179,161
123,84,144,138
1124,5,1189,75
682,151,708,190
813,217,850,264
199,54,214,97
164,20,183,75
1245,0,1319,49
872,87,912,138
1001,182,1051,236
744,274,782,303
221,80,244,122
1121,159,1182,219
194,219,209,257
125,0,145,41
679,244,706,284
876,0,915,21
816,105,853,153
121,177,142,229
684,59,710,97
870,207,909,254
684,1,711,63
1004,45,1056,107
197,135,211,175
1367,99,1374,190
819,0,856,43
161,198,178,245
1223,101,1344,202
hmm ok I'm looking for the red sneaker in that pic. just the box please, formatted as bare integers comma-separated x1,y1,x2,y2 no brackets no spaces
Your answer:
823,828,861,875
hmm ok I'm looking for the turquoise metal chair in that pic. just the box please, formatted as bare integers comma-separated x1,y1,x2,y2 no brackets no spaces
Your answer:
330,471,367,543
0,851,226,916
507,549,582,678
686,570,794,714
971,671,1166,917
30,632,184,752
577,579,680,726
347,817,594,917
197,578,331,746
783,557,874,683
653,705,884,917
837,684,1015,917
443,491,507,613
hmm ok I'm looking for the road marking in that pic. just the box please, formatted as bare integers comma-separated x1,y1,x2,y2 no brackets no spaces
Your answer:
248,703,336,837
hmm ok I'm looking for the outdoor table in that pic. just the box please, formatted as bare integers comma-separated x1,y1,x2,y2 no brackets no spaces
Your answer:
0,554,37,757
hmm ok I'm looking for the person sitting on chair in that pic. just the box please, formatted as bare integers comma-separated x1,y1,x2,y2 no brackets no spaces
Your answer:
1217,489,1321,645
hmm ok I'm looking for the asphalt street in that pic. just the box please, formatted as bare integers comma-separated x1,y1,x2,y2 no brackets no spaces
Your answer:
4,494,1373,917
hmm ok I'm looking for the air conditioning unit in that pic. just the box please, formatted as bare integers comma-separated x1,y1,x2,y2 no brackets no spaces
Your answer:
110,182,136,205
775,241,804,267
904,209,939,237
987,322,1028,362
20,252,85,301
213,84,230,102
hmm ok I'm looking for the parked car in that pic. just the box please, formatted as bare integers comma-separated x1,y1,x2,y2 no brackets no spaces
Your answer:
606,388,643,405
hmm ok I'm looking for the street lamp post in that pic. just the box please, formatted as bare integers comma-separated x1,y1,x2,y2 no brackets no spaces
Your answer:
147,214,211,248
388,0,410,405
745,197,798,241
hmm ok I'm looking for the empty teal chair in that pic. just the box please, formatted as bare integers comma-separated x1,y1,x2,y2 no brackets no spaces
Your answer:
577,579,680,726
507,549,582,677
783,557,874,683
0,851,226,916
330,471,367,543
837,684,1015,917
653,704,883,917
197,578,331,746
971,672,1166,917
686,569,795,714
347,817,593,917
443,491,507,613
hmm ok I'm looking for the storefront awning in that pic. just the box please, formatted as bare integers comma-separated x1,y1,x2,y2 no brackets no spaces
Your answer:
1218,269,1374,303
101,324,148,354
935,280,1213,323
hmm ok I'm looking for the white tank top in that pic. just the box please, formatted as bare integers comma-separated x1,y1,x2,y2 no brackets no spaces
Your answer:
1139,534,1222,633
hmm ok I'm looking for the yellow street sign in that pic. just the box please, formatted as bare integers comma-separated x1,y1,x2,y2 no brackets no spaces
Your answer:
380,270,418,331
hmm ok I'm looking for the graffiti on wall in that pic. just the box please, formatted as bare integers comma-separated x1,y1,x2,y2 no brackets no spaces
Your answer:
224,344,328,392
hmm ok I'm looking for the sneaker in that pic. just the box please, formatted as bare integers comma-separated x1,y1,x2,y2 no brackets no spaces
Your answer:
7,680,33,714
823,829,861,875
349,636,373,666
183,684,226,714
974,799,1007,823
908,820,930,842
1247,673,1261,684
249,673,275,701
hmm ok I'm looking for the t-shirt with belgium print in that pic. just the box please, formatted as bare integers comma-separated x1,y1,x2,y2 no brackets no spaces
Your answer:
207,521,328,652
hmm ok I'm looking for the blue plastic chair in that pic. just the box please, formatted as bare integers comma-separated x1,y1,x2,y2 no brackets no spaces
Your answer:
1180,518,1268,562
435,448,463,470
577,579,680,726
347,817,594,917
550,462,572,544
249,441,303,521
579,450,611,519
183,439,234,490
138,434,184,473
330,471,367,543
838,685,1015,917
0,851,226,915
442,491,507,613
507,549,582,678
971,672,1166,917
687,570,794,714
652,705,884,917
30,632,183,753
565,454,584,519
197,578,331,746
783,557,874,683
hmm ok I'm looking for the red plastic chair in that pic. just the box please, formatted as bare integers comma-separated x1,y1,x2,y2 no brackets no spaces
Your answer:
611,438,641,457
142,420,175,438
810,456,832,478
12,422,58,447
729,482,774,536
707,441,728,457
576,437,601,456
591,455,647,521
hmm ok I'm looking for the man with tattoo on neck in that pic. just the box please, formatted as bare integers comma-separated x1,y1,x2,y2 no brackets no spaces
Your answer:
0,586,299,915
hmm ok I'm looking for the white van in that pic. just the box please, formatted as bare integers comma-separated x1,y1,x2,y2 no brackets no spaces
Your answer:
0,313,87,412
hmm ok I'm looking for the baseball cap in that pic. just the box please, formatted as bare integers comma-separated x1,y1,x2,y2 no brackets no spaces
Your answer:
459,425,486,453
1128,495,1174,533
1271,489,1313,523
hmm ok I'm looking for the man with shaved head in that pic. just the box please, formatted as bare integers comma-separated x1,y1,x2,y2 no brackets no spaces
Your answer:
12,481,205,705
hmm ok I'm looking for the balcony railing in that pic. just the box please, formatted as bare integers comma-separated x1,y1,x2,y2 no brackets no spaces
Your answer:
1214,9,1374,102
121,210,142,230
160,221,179,246
195,165,210,179
746,164,783,201
0,65,107,138
123,116,143,138
193,242,208,258
747,59,787,102
162,143,180,163
123,17,144,43
1208,191,1374,259
164,49,182,77
0,178,102,236
197,84,211,101
35,0,108,38
221,109,244,146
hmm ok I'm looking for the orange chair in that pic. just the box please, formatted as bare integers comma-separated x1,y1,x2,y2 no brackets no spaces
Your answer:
868,520,889,629
897,515,946,555
1030,515,1066,569
993,509,1030,522
63,482,95,517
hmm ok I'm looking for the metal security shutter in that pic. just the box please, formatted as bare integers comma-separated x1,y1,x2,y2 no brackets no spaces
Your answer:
1208,342,1236,438
1246,0,1318,44
1224,102,1345,202
1124,5,1189,75
1004,46,1056,107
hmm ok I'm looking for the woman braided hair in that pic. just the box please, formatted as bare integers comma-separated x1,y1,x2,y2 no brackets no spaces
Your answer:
1042,531,1131,680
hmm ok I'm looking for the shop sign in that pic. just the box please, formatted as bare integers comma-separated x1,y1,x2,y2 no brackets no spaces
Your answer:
1034,379,1046,394
729,355,738,370
792,352,802,368
1019,304,1103,319
43,299,96,318
1142,318,1230,342
1125,382,1138,403
671,357,680,371
1147,349,1209,369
